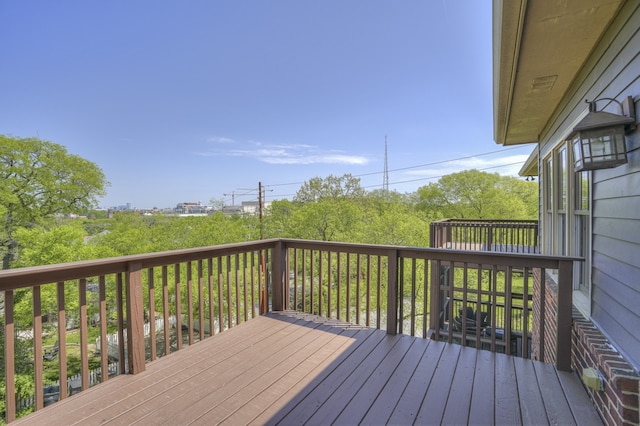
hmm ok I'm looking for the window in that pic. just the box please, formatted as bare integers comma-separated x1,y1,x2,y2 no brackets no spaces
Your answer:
542,143,591,296
574,171,590,293
556,147,567,256
544,157,554,253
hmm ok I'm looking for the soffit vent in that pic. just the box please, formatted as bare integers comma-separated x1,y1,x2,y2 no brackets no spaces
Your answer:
530,75,558,92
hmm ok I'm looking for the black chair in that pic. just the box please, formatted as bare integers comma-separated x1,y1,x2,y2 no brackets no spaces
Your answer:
453,306,488,334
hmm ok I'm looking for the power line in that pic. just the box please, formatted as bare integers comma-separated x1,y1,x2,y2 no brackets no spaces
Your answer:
262,160,526,200
361,161,525,189
263,145,527,189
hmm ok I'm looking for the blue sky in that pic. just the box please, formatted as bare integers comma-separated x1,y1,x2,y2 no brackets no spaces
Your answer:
1,1,533,209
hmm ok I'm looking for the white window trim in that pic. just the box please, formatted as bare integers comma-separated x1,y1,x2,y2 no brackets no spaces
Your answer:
541,110,592,317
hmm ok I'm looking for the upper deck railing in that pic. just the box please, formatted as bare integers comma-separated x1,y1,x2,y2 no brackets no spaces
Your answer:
1,238,574,423
430,219,539,253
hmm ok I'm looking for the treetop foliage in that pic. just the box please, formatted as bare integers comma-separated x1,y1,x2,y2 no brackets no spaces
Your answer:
1,135,108,268
415,169,537,220
293,174,366,203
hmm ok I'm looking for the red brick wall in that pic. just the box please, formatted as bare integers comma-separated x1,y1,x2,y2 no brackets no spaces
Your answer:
573,312,639,426
533,271,639,425
531,269,559,364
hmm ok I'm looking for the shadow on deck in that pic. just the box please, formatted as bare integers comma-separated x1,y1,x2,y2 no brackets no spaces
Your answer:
15,311,601,425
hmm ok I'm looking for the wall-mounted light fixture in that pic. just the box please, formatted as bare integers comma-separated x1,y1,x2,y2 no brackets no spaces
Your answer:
571,96,636,172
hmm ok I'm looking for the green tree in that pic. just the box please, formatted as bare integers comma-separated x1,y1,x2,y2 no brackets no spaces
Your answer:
359,190,431,246
0,136,108,269
293,174,365,203
415,169,537,220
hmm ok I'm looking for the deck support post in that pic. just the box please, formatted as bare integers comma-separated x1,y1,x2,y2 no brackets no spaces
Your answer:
386,249,398,335
556,259,573,371
126,261,146,374
271,240,288,311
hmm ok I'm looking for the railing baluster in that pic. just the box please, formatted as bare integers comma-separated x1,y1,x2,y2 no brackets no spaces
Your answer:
292,249,298,313
99,275,109,379
504,267,513,355
346,253,351,322
116,273,126,371
148,268,157,361
250,252,257,319
301,250,307,313
539,267,546,363
398,256,404,334
33,285,43,410
356,254,361,325
378,256,384,331
410,258,416,336
217,257,223,333
162,266,170,354
242,253,248,323
198,259,205,340
5,290,16,423
56,281,67,400
207,258,215,336
225,256,232,326
234,254,240,326
386,249,398,335
79,278,89,390
422,258,428,338
174,264,182,350
310,250,315,314
366,255,371,327
318,250,323,317
522,267,530,359
186,261,193,344
327,251,332,319
337,252,342,321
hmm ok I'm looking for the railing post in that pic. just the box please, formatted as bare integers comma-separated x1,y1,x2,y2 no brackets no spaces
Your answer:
556,259,574,371
386,249,398,335
125,261,146,374
271,240,288,311
429,259,440,335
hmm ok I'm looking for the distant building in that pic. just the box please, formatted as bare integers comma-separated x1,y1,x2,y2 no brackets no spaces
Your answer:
240,200,271,215
175,202,209,215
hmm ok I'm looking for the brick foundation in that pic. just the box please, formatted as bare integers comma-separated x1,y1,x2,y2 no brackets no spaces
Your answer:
573,312,640,426
532,271,639,425
531,269,559,364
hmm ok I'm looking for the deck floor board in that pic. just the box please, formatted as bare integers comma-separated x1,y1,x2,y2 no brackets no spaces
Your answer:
15,311,602,425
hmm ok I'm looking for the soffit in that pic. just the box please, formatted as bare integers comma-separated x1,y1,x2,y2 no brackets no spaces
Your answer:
493,0,625,146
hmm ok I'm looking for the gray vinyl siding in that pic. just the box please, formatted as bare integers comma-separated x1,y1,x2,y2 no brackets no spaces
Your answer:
539,1,640,368
589,0,640,363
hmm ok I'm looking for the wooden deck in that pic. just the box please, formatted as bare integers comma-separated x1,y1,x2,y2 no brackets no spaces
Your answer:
16,311,602,425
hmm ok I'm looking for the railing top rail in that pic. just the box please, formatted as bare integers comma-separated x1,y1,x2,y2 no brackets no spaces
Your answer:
1,238,578,292
430,218,539,226
0,239,278,291
398,247,580,268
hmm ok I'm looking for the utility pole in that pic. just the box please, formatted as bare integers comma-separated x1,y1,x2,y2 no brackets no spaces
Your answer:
223,191,236,206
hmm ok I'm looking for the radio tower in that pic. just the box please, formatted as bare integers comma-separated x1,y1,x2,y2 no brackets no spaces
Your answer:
383,135,389,193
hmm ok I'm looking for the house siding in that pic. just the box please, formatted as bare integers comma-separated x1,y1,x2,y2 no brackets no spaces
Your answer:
589,2,640,368
538,1,640,370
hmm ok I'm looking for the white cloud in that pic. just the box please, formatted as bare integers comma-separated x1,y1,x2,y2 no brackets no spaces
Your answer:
207,136,236,144
401,154,530,180
199,138,371,166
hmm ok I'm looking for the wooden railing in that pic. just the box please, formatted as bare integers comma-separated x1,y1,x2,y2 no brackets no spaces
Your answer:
1,238,576,422
0,241,273,423
430,219,539,253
